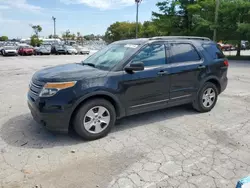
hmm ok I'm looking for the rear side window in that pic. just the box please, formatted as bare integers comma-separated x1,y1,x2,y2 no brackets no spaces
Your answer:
170,43,200,63
202,44,225,59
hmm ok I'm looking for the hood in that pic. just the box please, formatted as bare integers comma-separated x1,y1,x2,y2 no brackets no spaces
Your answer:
40,48,50,52
33,63,108,82
23,48,33,51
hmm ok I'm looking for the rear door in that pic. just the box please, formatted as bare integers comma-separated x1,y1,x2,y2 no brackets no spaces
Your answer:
168,42,205,101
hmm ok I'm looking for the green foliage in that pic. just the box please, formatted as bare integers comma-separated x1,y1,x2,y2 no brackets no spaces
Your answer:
139,21,159,38
48,34,59,39
0,36,8,41
84,34,95,40
105,22,142,42
31,25,42,37
30,35,43,47
103,0,250,56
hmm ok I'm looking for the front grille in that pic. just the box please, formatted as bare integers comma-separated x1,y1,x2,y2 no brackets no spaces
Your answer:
29,79,45,97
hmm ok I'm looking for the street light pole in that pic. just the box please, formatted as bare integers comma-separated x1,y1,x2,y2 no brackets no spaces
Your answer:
52,16,56,38
213,0,220,41
135,0,142,38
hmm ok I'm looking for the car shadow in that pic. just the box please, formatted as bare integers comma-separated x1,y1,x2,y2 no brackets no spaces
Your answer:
0,105,197,149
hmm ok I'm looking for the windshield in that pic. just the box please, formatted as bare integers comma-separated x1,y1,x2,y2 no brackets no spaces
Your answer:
4,46,16,50
40,45,51,50
82,44,138,70
56,45,63,49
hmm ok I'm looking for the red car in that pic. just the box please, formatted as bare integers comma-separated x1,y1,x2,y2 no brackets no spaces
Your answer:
18,46,34,55
217,43,233,51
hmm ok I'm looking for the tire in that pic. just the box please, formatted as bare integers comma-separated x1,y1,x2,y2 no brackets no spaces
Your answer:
192,82,218,113
74,99,116,140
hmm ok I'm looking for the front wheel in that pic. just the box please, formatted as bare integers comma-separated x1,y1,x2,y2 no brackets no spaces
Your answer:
74,99,116,140
192,82,218,113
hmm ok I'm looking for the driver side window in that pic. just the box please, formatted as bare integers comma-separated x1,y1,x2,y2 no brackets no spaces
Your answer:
132,44,166,67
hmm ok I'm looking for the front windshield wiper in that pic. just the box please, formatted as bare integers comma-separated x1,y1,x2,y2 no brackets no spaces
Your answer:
82,62,96,68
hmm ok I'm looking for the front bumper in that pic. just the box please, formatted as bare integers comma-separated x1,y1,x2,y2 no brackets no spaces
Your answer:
27,95,71,133
5,52,17,56
24,51,34,55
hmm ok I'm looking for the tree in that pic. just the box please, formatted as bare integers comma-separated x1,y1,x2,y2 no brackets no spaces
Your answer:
0,36,8,41
31,25,42,37
84,34,96,40
218,0,250,56
30,35,43,47
62,30,72,41
48,34,58,39
105,22,141,42
139,21,159,37
71,33,76,40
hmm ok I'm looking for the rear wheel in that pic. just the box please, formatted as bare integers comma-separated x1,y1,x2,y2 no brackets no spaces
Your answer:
192,82,218,112
74,99,116,140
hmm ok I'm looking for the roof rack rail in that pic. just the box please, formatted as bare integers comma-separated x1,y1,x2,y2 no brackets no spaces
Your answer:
150,36,211,41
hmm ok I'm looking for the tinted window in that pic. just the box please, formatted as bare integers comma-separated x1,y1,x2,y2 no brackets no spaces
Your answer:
132,44,166,67
170,43,200,63
203,44,225,59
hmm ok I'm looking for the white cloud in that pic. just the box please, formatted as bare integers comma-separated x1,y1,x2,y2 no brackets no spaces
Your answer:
60,0,136,10
0,0,42,12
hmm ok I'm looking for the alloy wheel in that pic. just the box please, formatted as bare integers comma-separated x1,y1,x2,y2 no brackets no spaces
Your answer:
202,88,216,108
83,106,110,134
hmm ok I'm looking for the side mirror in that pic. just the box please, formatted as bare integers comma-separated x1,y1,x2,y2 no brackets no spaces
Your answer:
125,61,144,72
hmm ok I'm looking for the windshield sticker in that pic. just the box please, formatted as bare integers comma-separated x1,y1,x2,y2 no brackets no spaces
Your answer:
124,44,138,48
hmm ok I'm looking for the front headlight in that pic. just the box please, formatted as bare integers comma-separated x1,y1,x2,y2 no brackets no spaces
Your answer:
39,81,77,97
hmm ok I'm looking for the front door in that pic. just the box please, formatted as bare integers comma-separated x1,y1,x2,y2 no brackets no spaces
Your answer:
168,42,205,101
121,43,171,115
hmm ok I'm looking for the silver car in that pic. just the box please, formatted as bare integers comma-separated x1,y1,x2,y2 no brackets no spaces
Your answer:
1,46,18,56
35,45,51,55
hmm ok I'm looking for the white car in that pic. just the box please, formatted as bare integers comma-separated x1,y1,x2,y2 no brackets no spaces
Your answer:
1,46,18,56
64,45,77,55
74,45,90,55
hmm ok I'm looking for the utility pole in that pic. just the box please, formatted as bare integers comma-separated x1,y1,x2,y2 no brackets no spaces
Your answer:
52,16,56,38
213,0,220,41
135,0,142,38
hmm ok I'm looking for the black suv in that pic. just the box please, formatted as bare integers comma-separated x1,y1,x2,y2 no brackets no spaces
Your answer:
28,36,228,140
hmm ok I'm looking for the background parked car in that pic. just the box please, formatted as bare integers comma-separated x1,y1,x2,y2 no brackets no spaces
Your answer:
1,46,18,56
51,45,66,55
217,43,233,51
74,45,90,55
18,46,34,56
35,45,51,55
64,45,77,55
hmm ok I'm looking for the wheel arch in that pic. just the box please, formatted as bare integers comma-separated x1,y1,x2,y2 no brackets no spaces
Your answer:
69,91,125,130
201,76,221,94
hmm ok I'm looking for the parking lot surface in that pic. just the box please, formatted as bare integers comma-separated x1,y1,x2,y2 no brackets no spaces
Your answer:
0,55,250,188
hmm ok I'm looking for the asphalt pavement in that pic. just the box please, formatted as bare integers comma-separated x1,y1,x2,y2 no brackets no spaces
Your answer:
0,55,250,188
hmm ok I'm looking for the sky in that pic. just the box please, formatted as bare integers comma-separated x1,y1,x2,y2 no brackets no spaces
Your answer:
0,0,159,39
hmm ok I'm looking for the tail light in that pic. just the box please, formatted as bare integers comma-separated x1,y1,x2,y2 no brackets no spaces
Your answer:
224,60,229,67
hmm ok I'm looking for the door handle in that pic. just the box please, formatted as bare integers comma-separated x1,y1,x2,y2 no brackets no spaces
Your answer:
157,70,168,76
197,65,206,69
